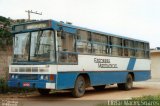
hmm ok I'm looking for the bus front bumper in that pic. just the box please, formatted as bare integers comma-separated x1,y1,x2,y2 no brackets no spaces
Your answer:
8,80,56,89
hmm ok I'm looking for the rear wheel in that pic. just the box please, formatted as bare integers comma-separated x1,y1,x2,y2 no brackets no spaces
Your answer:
38,89,50,95
117,74,133,90
72,76,86,98
93,85,106,91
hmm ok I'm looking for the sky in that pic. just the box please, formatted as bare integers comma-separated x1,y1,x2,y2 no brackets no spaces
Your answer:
0,0,160,48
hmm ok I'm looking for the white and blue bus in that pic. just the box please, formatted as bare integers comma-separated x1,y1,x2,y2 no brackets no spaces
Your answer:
8,20,151,97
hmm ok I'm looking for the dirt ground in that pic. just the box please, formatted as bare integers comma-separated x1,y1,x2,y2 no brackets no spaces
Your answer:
0,79,160,106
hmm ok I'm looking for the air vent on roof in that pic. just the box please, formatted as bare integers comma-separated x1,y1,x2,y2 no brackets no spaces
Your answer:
66,22,72,25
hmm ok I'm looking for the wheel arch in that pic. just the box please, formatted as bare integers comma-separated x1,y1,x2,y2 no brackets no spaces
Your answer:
77,73,91,87
128,72,135,81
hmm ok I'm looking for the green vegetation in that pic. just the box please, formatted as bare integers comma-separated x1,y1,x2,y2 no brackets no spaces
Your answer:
0,77,8,93
0,16,11,26
0,16,12,49
97,95,160,106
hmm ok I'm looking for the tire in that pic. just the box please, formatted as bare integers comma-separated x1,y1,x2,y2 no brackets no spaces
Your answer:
93,85,106,91
72,76,86,98
38,89,50,95
117,74,133,90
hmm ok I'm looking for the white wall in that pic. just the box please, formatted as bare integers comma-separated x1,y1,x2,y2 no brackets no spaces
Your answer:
151,51,160,79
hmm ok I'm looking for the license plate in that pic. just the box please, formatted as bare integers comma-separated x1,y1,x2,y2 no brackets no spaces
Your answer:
23,82,30,87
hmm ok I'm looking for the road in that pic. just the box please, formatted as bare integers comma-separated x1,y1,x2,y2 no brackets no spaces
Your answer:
1,79,160,106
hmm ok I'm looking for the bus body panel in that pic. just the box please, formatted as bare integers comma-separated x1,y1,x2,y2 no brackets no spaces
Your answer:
8,55,151,90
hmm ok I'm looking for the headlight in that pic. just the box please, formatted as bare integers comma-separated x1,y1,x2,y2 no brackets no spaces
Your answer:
40,75,44,80
11,75,14,79
45,75,49,80
15,75,18,79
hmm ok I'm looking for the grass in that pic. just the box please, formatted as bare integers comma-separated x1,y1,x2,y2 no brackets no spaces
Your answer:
97,95,160,106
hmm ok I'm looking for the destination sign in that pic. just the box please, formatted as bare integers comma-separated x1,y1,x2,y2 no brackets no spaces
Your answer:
13,21,51,32
26,23,47,29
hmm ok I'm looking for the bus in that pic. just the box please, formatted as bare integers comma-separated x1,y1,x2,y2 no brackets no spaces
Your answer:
8,20,151,97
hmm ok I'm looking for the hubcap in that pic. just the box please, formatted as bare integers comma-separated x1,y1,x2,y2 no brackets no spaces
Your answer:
78,80,85,93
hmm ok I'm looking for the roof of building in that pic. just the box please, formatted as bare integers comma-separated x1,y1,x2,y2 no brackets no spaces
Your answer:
151,50,160,54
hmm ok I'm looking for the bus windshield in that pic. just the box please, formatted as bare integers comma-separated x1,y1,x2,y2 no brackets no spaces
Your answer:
13,30,55,62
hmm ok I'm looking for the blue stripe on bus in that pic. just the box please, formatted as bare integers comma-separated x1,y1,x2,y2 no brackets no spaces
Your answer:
127,58,136,70
8,71,151,90
56,71,150,90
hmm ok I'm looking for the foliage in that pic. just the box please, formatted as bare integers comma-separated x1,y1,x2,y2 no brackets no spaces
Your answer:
0,77,8,93
0,16,11,26
0,16,12,49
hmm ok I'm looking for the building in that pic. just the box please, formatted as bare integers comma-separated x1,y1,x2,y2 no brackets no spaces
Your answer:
150,47,160,79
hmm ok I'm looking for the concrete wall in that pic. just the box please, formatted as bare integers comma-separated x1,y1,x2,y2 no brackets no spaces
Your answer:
0,46,12,79
151,50,160,79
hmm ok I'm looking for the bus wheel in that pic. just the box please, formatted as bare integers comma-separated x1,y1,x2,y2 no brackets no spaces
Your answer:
93,85,106,91
72,76,86,98
38,89,50,95
117,74,133,90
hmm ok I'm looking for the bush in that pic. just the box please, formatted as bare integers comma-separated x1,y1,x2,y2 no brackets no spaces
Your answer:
0,77,8,93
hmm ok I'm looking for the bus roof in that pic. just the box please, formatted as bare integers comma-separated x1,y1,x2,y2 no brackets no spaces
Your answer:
12,19,149,43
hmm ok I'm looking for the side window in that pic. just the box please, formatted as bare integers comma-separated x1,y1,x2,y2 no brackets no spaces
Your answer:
129,49,135,57
134,41,147,58
57,31,75,52
77,42,91,54
92,33,107,43
92,44,106,55
57,31,77,64
77,30,91,54
77,30,91,41
112,47,123,56
144,43,150,58
112,37,122,46
110,36,123,56
144,43,149,51
136,50,145,58
91,33,108,55
135,42,144,49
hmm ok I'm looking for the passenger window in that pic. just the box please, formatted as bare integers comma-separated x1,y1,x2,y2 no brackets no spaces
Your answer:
145,51,150,58
111,37,122,46
135,42,144,49
112,47,123,56
124,48,129,56
77,30,91,41
144,43,149,50
57,31,75,52
92,33,107,43
129,49,135,57
92,44,106,55
77,30,91,54
57,31,78,64
124,40,134,47
136,50,145,58
77,42,91,54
